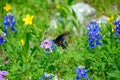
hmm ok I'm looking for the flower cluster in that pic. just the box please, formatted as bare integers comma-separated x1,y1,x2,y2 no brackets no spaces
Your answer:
40,73,53,80
113,19,120,39
0,35,6,45
86,21,102,48
0,70,9,80
40,39,56,54
75,66,89,80
40,39,53,52
2,14,17,36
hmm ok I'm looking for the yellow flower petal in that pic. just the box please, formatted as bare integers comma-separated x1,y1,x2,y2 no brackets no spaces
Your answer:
112,25,115,32
111,16,114,20
22,14,34,25
107,17,111,21
39,29,42,33
108,16,114,22
21,39,25,46
56,5,60,10
3,3,12,12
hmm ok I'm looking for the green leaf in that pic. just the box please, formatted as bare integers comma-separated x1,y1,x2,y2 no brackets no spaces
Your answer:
48,65,56,72
68,0,74,5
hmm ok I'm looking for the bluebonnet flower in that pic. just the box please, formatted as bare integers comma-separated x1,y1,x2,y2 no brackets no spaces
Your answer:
0,70,9,80
40,39,56,54
0,35,6,45
75,66,89,80
86,21,102,48
113,19,120,39
40,73,53,80
2,14,17,36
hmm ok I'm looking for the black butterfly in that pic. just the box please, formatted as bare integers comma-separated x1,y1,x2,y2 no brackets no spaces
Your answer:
53,32,70,49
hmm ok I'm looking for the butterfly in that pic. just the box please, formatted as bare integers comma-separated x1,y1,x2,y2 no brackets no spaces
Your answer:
53,32,70,49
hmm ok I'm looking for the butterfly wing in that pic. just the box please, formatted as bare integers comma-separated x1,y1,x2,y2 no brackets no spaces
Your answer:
53,32,70,49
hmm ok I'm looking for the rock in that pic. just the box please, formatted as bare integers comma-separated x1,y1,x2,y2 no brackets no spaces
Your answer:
49,19,57,30
92,15,108,24
96,15,108,24
71,2,96,24
49,2,96,29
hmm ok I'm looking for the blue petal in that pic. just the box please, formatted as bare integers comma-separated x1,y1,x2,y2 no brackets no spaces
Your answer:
86,25,91,30
0,36,6,45
96,35,102,40
51,40,56,50
83,75,90,80
96,40,102,46
12,27,17,32
39,77,44,80
88,43,95,48
40,74,46,80
48,75,53,79
75,75,81,80
87,38,94,43
76,68,80,73
85,69,89,73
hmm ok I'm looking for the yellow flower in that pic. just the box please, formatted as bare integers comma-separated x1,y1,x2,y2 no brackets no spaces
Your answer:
22,14,34,25
20,39,25,46
56,5,60,10
108,16,114,22
3,3,12,12
111,25,115,32
108,16,115,32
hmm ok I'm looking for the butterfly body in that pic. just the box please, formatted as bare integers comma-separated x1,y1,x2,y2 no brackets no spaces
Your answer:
53,32,70,49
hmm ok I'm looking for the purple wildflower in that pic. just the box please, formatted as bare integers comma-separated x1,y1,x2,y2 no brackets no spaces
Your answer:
86,21,102,48
2,14,17,36
40,39,53,52
40,39,56,53
75,66,89,80
0,70,9,80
